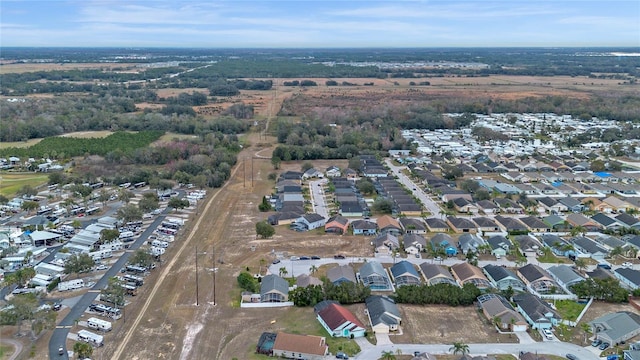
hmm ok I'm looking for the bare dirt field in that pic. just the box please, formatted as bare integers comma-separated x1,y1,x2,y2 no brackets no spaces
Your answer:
0,62,139,74
395,305,517,345
567,301,640,346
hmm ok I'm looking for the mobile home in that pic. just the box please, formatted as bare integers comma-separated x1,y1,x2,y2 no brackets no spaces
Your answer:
58,279,84,291
77,329,104,346
87,317,112,332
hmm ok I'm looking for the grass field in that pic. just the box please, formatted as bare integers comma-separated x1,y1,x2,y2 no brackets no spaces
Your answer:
0,130,117,150
0,138,43,149
555,300,587,321
0,173,49,197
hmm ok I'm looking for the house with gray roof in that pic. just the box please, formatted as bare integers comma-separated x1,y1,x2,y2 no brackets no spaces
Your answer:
351,220,377,236
424,218,450,232
296,213,327,230
513,293,561,330
472,217,500,232
458,233,485,255
538,197,567,213
477,294,528,331
540,234,575,258
542,214,568,230
590,312,640,346
513,235,543,257
487,235,511,258
558,197,584,213
594,234,626,251
483,264,526,292
616,213,640,229
402,234,427,255
327,265,356,285
494,216,528,232
359,261,393,291
572,236,608,261
373,233,399,255
365,295,401,334
520,216,551,233
430,233,457,256
446,216,478,233
399,217,427,234
419,263,457,286
615,268,640,290
546,265,584,290
260,274,289,302
390,261,421,287
591,213,623,230
517,264,561,295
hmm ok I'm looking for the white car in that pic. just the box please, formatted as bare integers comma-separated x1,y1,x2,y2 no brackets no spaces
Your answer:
621,262,633,268
542,328,553,339
96,264,108,271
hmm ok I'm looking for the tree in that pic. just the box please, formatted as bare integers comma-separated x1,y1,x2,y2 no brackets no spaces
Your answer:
98,189,111,207
100,229,120,243
255,221,275,239
0,194,8,205
168,197,190,210
449,341,470,355
101,276,125,306
289,285,324,306
356,179,376,196
301,162,314,172
574,258,587,273
279,267,288,277
4,267,36,288
73,341,93,359
129,250,155,269
271,155,281,170
117,204,143,224
138,192,160,213
17,185,37,198
580,322,592,344
441,165,463,180
380,351,396,360
21,200,38,214
118,189,135,204
309,265,318,274
371,198,393,214
258,196,272,212
64,253,95,278
237,272,260,293
6,293,39,335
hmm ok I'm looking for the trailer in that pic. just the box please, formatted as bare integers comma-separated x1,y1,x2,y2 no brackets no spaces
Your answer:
89,250,112,261
119,231,134,240
58,279,84,291
78,329,104,347
149,246,165,256
125,265,147,274
123,284,138,296
99,241,123,252
151,240,169,249
89,303,121,317
123,274,144,286
87,317,112,332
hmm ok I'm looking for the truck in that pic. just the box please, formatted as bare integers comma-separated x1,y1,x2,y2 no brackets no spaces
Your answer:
58,279,84,291
77,329,104,347
87,317,112,332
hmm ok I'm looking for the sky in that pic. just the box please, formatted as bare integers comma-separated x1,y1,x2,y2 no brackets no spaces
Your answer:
1,0,639,48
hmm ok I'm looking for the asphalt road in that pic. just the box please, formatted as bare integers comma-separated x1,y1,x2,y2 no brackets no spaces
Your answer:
48,209,171,359
384,159,444,218
309,179,329,219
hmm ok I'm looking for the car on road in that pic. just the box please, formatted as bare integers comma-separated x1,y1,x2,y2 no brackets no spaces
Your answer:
333,254,346,259
53,302,62,311
299,256,310,260
622,262,633,268
311,255,320,260
591,338,602,347
272,259,281,264
434,256,443,261
58,346,64,355
599,342,610,350
566,354,578,360
85,281,96,288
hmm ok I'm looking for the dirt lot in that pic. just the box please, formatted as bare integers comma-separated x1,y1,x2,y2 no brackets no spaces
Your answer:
395,305,517,345
567,301,640,346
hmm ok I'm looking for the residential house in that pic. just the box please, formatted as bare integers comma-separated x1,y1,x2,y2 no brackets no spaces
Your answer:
540,234,575,258
351,220,377,236
542,214,568,231
519,216,551,233
450,262,492,290
446,216,478,233
589,312,640,346
537,197,568,214
365,295,402,333
614,268,640,290
431,233,458,256
473,217,500,233
325,166,341,178
377,215,402,236
513,235,543,257
458,233,485,255
316,303,366,339
340,202,365,217
483,264,526,292
325,215,349,234
272,332,328,360
591,213,623,231
403,234,427,255
327,265,357,285
487,235,511,258
601,196,633,213
477,294,528,331
260,274,289,302
594,234,626,251
302,168,324,179
296,274,323,288
517,264,560,294
343,168,358,180
373,233,400,255
586,267,616,281
494,216,528,233
476,200,499,215
296,213,327,230
494,198,524,214
519,353,551,360
399,218,427,234
453,197,478,214
556,196,583,213
513,293,561,329
616,213,640,229
572,236,609,261
279,171,303,182
419,263,457,286
390,261,422,287
566,213,602,232
424,218,450,232
546,263,584,289
359,261,393,291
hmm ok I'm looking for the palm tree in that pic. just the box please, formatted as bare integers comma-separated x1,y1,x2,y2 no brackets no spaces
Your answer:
574,258,587,274
380,351,396,360
279,267,288,277
309,265,318,274
581,322,592,344
449,341,470,355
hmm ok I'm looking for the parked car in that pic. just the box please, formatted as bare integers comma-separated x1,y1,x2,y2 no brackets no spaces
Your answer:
566,354,578,360
597,263,612,270
52,302,62,311
622,262,633,268
96,264,108,271
272,259,281,264
542,328,553,339
591,338,602,347
299,256,310,260
336,352,349,359
599,342,610,350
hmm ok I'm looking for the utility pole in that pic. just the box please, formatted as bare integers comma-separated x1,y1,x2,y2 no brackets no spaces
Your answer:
243,159,246,188
195,246,199,306
212,246,216,306
251,157,254,187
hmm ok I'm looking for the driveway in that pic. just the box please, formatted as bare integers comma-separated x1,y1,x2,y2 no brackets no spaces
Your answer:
375,333,393,345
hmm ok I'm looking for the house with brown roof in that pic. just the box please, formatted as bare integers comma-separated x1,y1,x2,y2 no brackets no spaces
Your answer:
377,215,402,236
316,303,366,338
602,196,634,213
419,263,457,286
565,213,602,231
296,274,323,288
272,332,329,360
477,294,528,331
325,215,349,234
450,262,492,290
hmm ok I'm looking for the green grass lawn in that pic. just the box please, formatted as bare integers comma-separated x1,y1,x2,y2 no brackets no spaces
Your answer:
537,252,568,264
0,172,49,197
555,300,586,321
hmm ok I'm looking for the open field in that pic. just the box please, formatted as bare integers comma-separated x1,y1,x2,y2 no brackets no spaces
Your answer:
0,138,44,149
0,173,49,197
0,130,118,150
0,62,139,74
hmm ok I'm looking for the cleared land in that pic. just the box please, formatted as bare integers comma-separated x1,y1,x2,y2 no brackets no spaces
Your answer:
0,62,139,74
